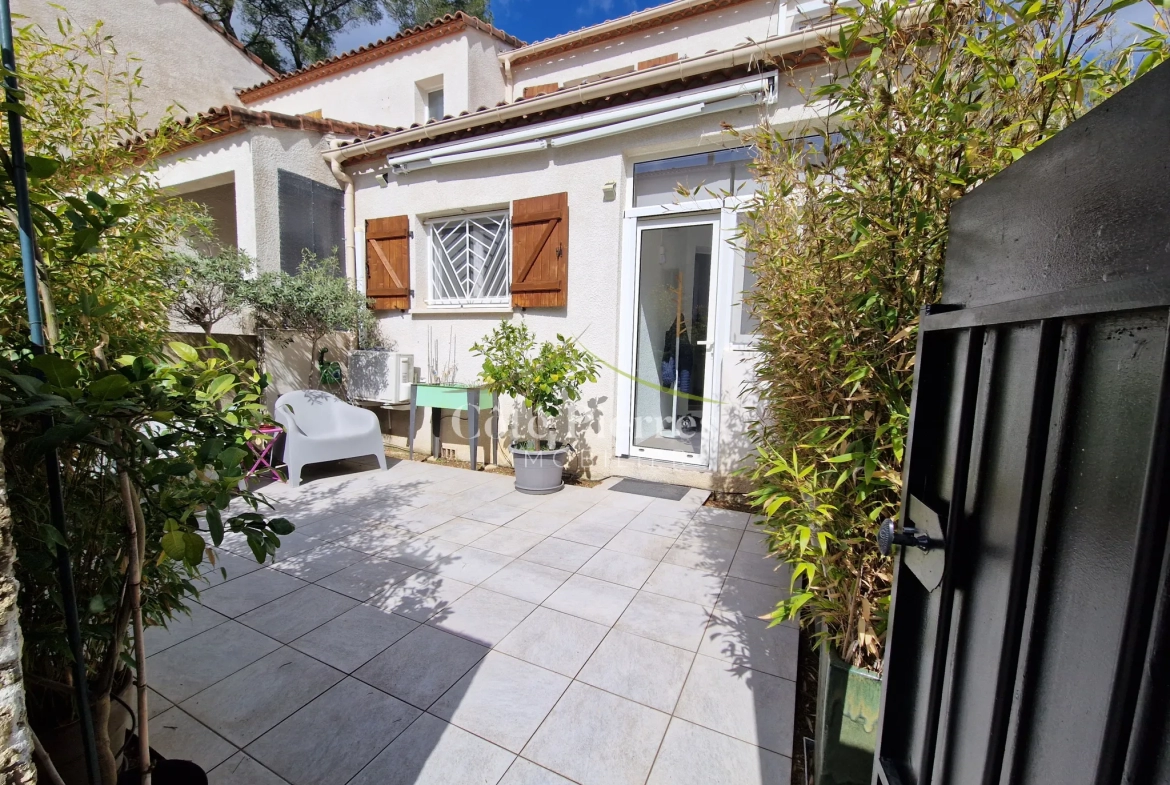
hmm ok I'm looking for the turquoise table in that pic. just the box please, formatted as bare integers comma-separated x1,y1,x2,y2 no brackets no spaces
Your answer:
408,383,498,470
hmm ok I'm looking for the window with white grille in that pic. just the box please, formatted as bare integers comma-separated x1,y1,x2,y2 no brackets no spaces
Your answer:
427,212,511,307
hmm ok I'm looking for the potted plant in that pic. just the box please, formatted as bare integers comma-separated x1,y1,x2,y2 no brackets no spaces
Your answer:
471,322,598,494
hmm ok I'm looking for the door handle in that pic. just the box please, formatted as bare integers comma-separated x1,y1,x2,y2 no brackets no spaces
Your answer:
878,518,943,556
696,340,711,346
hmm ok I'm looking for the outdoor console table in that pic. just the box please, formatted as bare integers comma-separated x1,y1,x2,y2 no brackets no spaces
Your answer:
408,383,498,471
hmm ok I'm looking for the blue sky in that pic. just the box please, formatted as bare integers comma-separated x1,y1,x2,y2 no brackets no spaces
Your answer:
332,0,666,52
332,0,1165,54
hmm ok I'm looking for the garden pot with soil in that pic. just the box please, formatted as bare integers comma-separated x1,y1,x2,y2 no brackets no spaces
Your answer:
815,643,882,785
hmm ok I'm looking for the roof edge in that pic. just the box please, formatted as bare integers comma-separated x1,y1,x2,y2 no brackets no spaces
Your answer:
237,13,524,105
501,0,758,68
177,0,279,77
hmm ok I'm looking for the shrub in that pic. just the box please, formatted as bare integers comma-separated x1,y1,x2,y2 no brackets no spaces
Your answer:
471,321,599,450
740,0,1169,669
167,248,254,336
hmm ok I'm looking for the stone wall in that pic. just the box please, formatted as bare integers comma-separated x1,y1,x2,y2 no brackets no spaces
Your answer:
0,428,36,783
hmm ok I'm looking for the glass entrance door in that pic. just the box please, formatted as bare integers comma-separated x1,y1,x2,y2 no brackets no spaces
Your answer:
630,216,718,464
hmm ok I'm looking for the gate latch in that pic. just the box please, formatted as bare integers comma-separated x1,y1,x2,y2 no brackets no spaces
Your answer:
878,518,942,556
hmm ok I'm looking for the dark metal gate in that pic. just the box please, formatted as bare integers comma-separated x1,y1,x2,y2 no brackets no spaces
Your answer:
872,64,1170,785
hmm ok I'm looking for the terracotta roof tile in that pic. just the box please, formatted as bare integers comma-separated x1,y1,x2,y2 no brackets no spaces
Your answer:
236,13,524,104
128,105,391,158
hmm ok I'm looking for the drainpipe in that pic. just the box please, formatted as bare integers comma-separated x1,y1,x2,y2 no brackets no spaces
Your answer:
503,57,514,103
326,142,356,281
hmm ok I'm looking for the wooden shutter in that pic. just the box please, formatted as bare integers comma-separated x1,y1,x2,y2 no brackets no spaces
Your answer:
511,192,568,308
365,216,410,311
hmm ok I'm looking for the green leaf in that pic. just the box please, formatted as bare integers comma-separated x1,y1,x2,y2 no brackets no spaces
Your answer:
183,532,206,563
216,446,248,470
206,374,236,400
161,531,187,560
25,155,60,179
30,354,81,387
268,517,295,536
88,595,107,614
169,341,199,363
206,506,224,546
87,374,131,401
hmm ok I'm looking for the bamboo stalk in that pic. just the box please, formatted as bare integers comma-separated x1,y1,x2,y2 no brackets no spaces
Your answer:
116,470,150,785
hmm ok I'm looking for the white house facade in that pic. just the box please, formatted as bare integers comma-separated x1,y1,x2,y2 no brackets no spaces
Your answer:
128,0,849,489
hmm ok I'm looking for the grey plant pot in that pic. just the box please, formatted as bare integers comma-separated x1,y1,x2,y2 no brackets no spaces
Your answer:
815,643,882,785
512,444,570,494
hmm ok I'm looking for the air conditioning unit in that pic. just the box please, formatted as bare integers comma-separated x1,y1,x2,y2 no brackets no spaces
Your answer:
349,351,414,404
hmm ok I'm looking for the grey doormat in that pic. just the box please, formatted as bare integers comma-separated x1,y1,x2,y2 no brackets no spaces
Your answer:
609,478,691,501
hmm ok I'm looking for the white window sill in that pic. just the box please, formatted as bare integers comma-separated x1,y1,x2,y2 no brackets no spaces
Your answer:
414,302,514,315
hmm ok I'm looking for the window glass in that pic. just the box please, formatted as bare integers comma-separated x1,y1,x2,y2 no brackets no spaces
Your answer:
427,88,445,122
428,212,510,306
632,147,757,207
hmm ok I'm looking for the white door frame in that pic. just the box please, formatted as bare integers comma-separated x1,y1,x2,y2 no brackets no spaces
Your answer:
615,210,727,467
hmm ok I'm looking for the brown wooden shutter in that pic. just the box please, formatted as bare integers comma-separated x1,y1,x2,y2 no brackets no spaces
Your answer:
365,216,410,311
511,192,568,308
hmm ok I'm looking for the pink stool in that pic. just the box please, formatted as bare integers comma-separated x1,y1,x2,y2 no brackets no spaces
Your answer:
246,424,285,483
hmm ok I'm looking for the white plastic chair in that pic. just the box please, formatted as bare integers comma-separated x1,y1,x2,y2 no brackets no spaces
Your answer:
272,390,386,487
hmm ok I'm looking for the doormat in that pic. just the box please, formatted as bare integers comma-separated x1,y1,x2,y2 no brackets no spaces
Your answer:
609,478,691,501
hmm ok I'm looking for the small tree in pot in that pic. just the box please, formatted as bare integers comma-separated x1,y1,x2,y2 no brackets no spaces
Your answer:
471,321,598,494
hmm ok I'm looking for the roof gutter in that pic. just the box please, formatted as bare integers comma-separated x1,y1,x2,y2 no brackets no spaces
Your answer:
325,19,839,167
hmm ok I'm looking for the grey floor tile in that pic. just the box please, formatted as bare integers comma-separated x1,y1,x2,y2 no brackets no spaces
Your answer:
506,508,577,537
495,607,608,677
269,542,369,583
593,491,654,512
431,651,570,752
208,753,291,785
737,528,772,556
147,688,172,719
354,624,487,709
292,512,371,542
643,562,726,607
542,574,636,626
572,504,639,527
577,550,657,589
520,538,598,572
335,523,416,555
182,648,344,747
727,550,788,586
642,498,700,522
624,512,689,539
673,653,796,755
429,546,514,584
430,518,499,545
499,758,575,785
480,560,572,605
461,501,526,525
148,620,280,702
394,506,457,534
522,682,670,785
291,604,418,673
199,549,265,588
237,585,357,643
349,713,515,785
199,569,307,618
699,612,800,681
716,576,792,621
661,542,734,575
379,536,464,570
554,518,626,548
370,570,474,622
615,591,712,651
144,603,230,654
316,555,418,601
246,677,420,785
472,528,546,557
690,507,751,530
678,522,744,552
427,587,536,647
647,717,791,785
208,752,291,785
604,529,675,561
421,493,485,518
266,530,328,560
497,491,550,510
150,706,236,772
577,629,694,713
